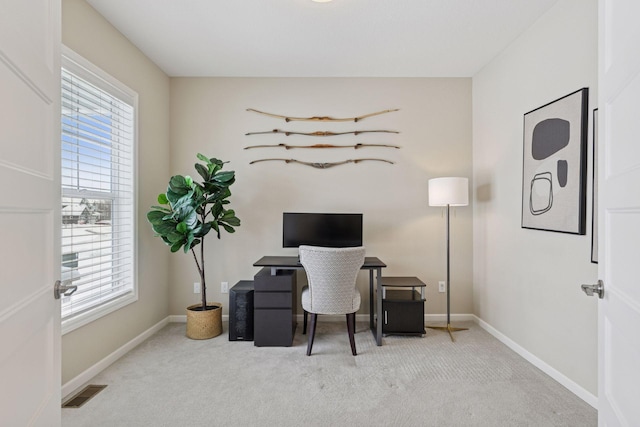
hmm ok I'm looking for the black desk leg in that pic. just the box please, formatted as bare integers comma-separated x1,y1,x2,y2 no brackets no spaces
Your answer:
369,269,374,330
376,267,383,346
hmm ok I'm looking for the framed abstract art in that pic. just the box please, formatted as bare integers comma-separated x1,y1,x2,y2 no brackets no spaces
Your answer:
521,88,589,234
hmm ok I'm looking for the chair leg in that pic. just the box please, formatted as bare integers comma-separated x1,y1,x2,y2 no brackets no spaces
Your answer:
306,313,317,356
303,310,308,335
346,313,357,356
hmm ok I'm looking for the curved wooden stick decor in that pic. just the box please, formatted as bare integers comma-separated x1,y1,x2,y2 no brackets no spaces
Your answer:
246,108,400,122
245,129,399,137
244,143,400,150
249,158,394,169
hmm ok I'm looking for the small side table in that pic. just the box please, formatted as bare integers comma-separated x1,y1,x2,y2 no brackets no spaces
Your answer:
379,277,426,336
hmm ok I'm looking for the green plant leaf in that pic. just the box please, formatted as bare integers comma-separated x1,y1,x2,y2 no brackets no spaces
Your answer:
196,153,209,163
223,216,240,227
147,210,166,223
214,171,235,183
169,175,189,191
211,221,220,234
149,205,171,213
221,223,235,233
167,232,184,243
176,221,188,234
170,241,182,252
194,222,212,237
194,163,209,181
157,193,169,205
151,220,178,237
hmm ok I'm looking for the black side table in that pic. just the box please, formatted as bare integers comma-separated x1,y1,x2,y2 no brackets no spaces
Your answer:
379,277,426,336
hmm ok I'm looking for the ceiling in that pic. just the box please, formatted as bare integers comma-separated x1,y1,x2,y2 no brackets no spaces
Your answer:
86,0,560,78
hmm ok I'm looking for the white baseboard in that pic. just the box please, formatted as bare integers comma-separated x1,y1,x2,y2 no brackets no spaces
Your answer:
62,317,169,401
473,315,597,409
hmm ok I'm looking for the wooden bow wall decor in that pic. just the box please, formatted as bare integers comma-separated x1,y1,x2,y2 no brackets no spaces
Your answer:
245,108,401,169
246,108,399,123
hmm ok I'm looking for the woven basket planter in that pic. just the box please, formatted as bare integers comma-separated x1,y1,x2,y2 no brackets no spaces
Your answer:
186,303,223,339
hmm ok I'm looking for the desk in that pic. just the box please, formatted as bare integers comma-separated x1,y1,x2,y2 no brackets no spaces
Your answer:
253,256,387,345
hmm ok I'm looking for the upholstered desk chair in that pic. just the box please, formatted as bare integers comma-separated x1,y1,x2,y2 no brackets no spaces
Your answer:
299,245,366,356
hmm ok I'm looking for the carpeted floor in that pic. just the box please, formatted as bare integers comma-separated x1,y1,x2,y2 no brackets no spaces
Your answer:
62,321,596,427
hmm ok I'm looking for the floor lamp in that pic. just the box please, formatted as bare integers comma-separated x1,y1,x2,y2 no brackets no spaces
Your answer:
427,177,468,342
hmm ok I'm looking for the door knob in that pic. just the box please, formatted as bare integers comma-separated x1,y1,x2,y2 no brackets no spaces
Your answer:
54,279,78,300
581,280,604,299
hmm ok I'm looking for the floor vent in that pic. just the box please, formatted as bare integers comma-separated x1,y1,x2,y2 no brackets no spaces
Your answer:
62,385,107,408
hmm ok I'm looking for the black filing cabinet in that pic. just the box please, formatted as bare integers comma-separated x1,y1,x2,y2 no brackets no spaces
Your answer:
253,268,297,346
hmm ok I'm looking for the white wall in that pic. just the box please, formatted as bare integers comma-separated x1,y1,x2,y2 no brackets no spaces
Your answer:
472,0,598,395
61,0,171,384
168,78,473,320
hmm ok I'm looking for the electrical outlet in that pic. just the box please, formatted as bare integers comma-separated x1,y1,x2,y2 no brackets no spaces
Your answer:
221,281,229,294
438,281,446,293
194,282,200,294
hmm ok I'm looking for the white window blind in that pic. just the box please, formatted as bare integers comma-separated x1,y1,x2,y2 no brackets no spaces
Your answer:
61,48,137,332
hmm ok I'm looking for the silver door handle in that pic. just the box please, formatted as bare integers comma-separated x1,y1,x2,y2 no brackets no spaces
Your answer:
54,279,78,299
581,280,604,299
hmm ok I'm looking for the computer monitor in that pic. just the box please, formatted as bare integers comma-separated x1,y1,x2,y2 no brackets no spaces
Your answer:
282,212,363,248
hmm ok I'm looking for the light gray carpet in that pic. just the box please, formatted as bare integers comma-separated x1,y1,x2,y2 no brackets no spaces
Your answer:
62,321,596,426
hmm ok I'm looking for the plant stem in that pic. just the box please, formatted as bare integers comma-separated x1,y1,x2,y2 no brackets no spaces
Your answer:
191,247,205,310
200,235,206,310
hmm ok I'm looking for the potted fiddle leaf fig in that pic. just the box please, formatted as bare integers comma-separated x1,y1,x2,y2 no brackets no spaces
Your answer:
147,154,240,339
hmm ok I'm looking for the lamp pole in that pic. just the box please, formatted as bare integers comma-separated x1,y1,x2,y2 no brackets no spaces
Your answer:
427,203,468,342
446,203,451,326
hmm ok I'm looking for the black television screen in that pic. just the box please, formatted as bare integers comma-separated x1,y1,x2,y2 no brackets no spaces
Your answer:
283,212,363,248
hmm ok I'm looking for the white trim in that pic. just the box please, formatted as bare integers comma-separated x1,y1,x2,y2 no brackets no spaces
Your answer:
62,317,169,401
473,315,598,409
59,45,139,333
61,45,136,104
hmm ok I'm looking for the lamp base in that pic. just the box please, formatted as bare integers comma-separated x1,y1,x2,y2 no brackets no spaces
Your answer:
426,323,468,342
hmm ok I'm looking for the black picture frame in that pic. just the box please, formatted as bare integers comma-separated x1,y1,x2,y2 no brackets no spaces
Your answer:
521,88,589,234
591,108,598,263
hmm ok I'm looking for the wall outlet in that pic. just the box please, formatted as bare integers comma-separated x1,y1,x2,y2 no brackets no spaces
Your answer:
438,281,446,293
194,282,201,294
221,281,229,294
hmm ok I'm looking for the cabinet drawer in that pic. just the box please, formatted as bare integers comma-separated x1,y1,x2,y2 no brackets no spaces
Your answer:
254,292,292,308
254,308,295,347
254,267,296,292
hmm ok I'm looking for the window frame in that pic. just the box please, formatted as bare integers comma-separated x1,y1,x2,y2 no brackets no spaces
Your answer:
61,45,139,335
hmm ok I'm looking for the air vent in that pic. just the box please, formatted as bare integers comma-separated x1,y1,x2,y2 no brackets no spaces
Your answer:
62,385,107,408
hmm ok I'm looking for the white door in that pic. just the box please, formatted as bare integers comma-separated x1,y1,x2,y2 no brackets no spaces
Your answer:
0,1,61,426
597,0,640,425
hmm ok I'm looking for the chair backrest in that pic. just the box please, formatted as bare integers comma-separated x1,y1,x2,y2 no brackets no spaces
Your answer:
299,245,365,314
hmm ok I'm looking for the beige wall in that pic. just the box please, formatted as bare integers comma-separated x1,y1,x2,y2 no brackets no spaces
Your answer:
61,0,171,384
169,78,473,319
472,0,598,395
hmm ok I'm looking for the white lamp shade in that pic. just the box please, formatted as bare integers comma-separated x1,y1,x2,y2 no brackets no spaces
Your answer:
428,177,469,206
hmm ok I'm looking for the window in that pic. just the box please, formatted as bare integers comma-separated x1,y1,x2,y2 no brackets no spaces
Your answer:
60,46,138,334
